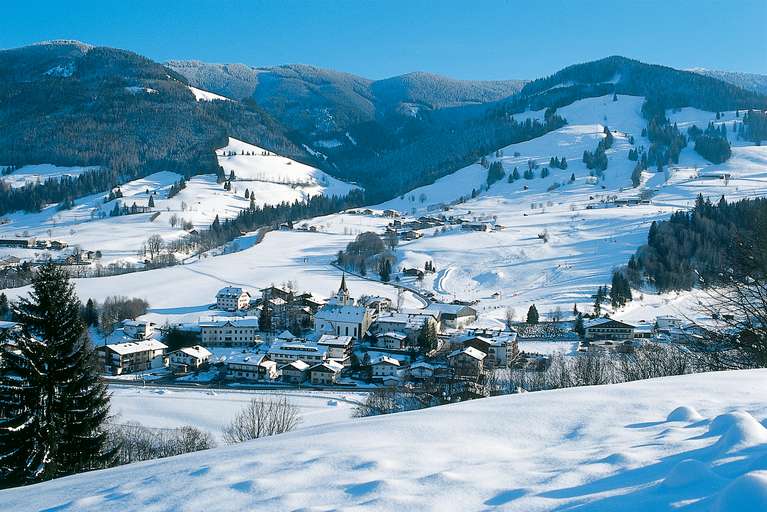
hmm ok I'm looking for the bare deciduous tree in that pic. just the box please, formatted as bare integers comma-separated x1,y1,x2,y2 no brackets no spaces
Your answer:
222,397,302,444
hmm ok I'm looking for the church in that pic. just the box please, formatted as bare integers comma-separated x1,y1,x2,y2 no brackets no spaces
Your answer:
314,275,373,340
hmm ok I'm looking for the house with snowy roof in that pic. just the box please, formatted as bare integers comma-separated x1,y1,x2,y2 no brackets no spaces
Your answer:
280,360,310,384
168,345,212,372
316,334,354,365
307,360,344,385
216,286,251,311
371,356,402,380
584,318,635,341
425,303,477,329
122,319,155,340
97,339,167,375
267,340,328,366
314,276,373,340
199,318,261,347
225,353,278,382
447,346,487,378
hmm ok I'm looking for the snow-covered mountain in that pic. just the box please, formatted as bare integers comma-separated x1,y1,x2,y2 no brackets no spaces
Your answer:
1,370,765,511
689,68,767,96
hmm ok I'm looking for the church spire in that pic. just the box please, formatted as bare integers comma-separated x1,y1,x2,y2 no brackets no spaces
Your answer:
339,273,348,293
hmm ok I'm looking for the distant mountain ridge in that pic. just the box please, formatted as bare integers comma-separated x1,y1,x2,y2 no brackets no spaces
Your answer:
2,41,767,212
688,68,767,96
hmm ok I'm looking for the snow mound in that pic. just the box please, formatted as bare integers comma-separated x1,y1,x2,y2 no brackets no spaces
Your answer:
713,471,767,512
708,411,767,452
661,459,721,489
667,405,704,422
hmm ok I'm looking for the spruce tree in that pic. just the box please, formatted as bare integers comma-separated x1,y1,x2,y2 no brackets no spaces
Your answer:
0,264,113,487
0,292,8,320
259,304,272,333
526,304,539,324
148,194,155,208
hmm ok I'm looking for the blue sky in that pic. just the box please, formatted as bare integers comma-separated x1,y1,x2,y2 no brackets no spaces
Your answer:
3,0,766,80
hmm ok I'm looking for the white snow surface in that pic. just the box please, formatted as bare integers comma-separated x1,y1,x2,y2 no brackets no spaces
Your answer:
0,163,98,189
2,369,766,511
188,86,230,102
108,385,364,442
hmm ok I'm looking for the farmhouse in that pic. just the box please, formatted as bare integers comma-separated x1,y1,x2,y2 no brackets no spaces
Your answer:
307,360,344,385
371,356,401,380
377,331,409,350
447,346,486,378
225,353,278,382
280,360,310,384
216,286,251,311
122,319,155,340
199,318,260,347
584,318,636,341
168,345,212,372
98,339,167,375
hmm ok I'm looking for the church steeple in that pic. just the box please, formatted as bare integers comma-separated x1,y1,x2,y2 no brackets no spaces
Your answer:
336,273,350,305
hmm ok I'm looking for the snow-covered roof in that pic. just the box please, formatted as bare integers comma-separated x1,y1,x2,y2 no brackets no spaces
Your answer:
317,334,353,347
277,330,296,340
268,342,327,357
173,346,212,360
425,303,477,316
122,319,152,327
225,353,270,366
281,360,311,371
309,360,344,373
199,318,260,328
379,331,407,340
217,287,248,298
448,346,487,361
105,339,167,355
315,304,368,322
0,321,19,330
372,356,401,367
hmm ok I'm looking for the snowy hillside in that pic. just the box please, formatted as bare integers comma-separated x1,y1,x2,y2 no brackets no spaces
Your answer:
0,138,356,267
2,370,766,511
0,163,99,189
377,95,767,325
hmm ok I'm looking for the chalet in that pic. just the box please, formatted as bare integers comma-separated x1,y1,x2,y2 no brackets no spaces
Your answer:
425,303,477,329
216,287,251,311
371,356,401,380
357,295,393,314
316,334,354,364
460,333,515,368
308,360,344,385
447,346,486,378
225,353,278,382
374,311,440,340
401,267,425,279
407,361,436,380
584,318,636,341
0,255,21,268
377,331,408,350
98,339,167,375
49,240,68,250
199,318,260,347
267,341,327,366
280,360,310,384
656,315,683,330
382,209,401,218
169,345,212,372
122,319,155,340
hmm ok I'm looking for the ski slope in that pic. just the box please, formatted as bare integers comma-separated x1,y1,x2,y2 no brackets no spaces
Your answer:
2,370,766,511
377,95,767,325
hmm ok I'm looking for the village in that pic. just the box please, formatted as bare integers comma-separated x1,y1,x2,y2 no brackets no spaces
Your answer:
35,269,696,399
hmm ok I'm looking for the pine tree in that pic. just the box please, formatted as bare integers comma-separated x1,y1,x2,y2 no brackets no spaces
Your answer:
82,298,99,327
0,264,113,487
0,293,8,320
148,195,155,208
574,313,585,337
380,259,391,282
526,304,539,324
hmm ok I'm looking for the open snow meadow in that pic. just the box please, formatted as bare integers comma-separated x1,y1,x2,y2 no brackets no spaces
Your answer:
2,370,766,511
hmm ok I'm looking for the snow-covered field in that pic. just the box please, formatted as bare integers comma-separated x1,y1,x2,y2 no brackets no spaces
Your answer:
377,95,767,325
3,370,766,511
109,385,364,442
3,228,424,325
